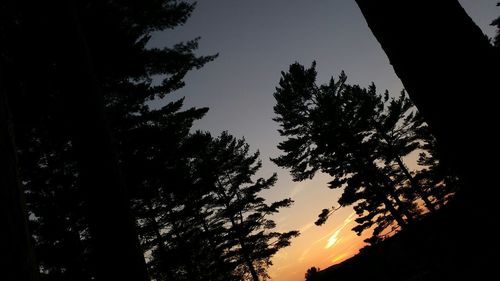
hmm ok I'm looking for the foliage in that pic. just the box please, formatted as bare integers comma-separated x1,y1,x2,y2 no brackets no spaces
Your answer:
305,267,320,281
273,62,454,242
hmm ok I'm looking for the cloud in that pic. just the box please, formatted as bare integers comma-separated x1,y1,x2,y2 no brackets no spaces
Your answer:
289,182,306,198
325,229,341,248
299,222,314,234
343,212,356,224
324,212,356,249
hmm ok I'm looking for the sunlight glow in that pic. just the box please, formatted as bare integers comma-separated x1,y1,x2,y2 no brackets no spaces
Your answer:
325,230,341,248
324,212,356,249
331,252,349,264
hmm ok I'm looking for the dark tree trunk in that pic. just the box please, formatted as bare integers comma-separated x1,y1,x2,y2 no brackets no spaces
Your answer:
239,237,260,281
367,161,414,223
354,0,500,206
230,217,260,281
0,63,39,281
217,180,260,281
368,181,407,229
46,1,150,280
394,156,436,212
354,2,499,278
144,200,175,281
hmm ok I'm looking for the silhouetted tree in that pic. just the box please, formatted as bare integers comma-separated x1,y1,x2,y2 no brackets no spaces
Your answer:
3,0,215,280
273,62,413,239
414,129,458,208
305,267,320,281
131,131,239,281
354,0,500,210
0,3,40,279
0,55,39,281
491,2,500,48
129,131,298,281
374,91,436,212
274,62,453,241
197,131,300,281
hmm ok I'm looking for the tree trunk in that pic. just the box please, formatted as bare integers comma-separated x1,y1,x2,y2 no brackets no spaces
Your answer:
239,237,260,281
368,181,407,229
366,161,414,223
354,0,500,205
394,156,436,212
230,216,259,281
0,63,39,281
144,200,175,281
47,1,150,280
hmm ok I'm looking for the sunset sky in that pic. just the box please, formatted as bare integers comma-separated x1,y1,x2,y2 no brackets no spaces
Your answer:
149,1,498,280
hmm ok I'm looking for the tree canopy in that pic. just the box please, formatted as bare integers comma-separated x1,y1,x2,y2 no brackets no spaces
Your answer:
273,62,455,242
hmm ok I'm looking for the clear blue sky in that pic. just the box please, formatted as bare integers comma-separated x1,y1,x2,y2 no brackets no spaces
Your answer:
149,1,498,279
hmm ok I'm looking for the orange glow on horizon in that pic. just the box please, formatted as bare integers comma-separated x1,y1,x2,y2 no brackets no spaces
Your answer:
269,176,367,281
331,252,350,264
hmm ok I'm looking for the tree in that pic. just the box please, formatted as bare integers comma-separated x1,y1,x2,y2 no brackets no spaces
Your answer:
3,0,215,280
374,91,436,212
491,2,500,48
305,267,320,281
273,62,411,239
0,3,39,279
129,131,298,281
131,130,238,281
196,131,299,281
0,57,39,281
273,62,452,241
354,0,500,209
414,129,458,209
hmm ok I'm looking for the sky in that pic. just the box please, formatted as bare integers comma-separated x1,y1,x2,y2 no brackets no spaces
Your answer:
149,1,499,280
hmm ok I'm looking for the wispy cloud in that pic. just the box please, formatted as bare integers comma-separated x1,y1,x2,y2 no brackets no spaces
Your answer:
289,182,306,199
325,229,342,249
343,212,356,224
299,222,314,234
312,211,356,245
324,212,356,249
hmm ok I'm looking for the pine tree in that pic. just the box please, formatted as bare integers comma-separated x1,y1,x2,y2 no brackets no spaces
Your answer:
3,1,215,280
492,2,500,48
0,57,39,281
132,131,238,281
374,91,436,212
1,3,40,279
305,267,320,281
196,131,299,281
273,62,453,242
273,62,413,240
414,129,458,208
354,0,500,211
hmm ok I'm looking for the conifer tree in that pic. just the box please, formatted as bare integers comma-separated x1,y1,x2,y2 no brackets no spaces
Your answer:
491,2,500,48
273,62,413,239
374,91,436,212
196,131,299,281
3,1,215,279
354,0,499,210
273,62,454,241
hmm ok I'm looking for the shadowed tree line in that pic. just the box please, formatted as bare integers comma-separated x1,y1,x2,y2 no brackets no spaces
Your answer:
0,1,296,281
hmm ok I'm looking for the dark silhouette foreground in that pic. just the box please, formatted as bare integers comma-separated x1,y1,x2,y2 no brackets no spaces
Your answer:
312,200,495,281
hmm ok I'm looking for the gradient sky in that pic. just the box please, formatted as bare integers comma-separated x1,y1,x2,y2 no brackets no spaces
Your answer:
149,1,498,280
